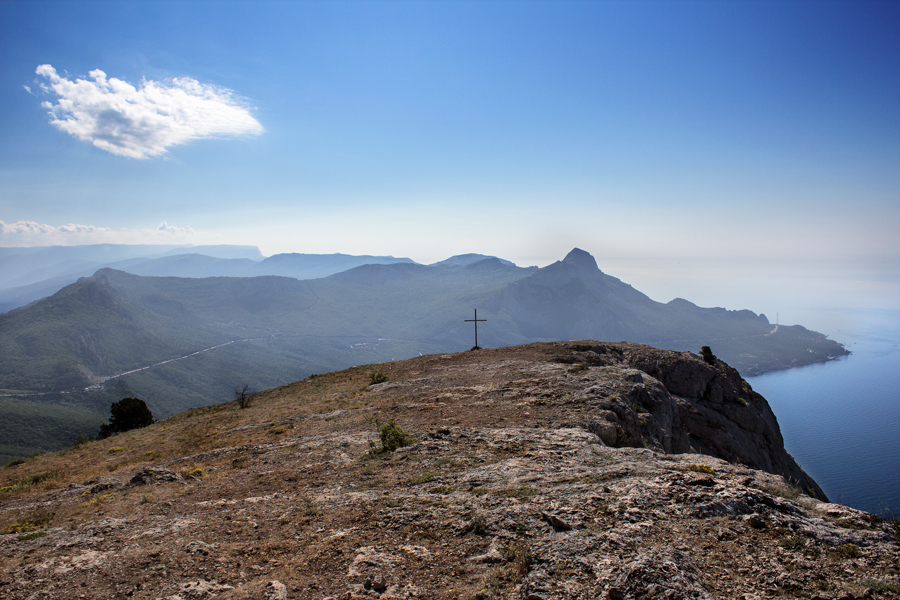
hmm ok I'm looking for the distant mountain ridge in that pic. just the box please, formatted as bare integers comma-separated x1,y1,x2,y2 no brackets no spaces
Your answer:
0,248,847,461
431,253,516,267
0,245,416,313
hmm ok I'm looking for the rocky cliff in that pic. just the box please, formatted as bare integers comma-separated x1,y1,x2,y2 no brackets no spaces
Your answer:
0,342,895,600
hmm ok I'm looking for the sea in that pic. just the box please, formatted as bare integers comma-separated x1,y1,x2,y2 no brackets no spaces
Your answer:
746,308,900,516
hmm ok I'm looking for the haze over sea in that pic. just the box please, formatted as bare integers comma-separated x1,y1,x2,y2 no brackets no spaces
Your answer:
747,308,900,516
2,0,899,518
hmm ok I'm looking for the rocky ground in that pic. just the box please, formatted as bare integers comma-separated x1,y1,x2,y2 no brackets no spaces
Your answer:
0,341,897,599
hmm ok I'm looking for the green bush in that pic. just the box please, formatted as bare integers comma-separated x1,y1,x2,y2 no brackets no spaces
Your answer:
380,420,415,452
369,372,389,385
688,464,716,475
779,536,807,550
700,346,717,366
365,420,415,458
834,543,861,558
98,398,153,438
71,434,94,448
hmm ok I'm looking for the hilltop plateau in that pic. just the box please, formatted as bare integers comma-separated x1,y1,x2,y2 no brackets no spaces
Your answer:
0,342,895,600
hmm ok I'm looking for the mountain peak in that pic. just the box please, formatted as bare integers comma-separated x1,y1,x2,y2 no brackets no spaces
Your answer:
562,248,600,272
432,254,515,267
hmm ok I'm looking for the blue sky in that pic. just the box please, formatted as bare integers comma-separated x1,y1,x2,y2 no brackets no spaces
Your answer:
1,0,898,321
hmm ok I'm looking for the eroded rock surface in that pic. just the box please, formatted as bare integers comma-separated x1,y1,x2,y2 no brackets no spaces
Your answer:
0,342,895,600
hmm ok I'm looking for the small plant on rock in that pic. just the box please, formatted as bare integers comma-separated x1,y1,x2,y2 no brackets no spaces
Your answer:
779,536,807,550
834,543,861,558
7,513,52,534
365,419,416,458
700,346,717,365
369,372,389,385
688,464,716,475
414,471,438,484
501,543,533,580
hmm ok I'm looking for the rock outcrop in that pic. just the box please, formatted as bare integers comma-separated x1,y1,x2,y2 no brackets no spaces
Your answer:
564,342,825,499
0,341,895,600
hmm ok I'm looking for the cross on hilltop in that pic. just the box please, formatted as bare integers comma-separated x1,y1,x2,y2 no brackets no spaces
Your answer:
464,309,486,350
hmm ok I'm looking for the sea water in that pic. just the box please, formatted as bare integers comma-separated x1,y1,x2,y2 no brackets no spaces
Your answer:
746,308,900,516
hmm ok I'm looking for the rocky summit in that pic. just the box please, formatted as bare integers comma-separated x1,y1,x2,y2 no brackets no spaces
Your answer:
0,341,896,600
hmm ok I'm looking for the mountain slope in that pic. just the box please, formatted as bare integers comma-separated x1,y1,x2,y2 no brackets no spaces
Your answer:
0,342,895,600
0,249,846,459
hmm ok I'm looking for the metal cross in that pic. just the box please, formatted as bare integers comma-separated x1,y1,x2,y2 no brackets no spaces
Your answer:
464,308,487,350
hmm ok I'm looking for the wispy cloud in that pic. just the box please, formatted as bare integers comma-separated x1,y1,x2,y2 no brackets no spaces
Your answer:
34,65,264,158
0,220,196,245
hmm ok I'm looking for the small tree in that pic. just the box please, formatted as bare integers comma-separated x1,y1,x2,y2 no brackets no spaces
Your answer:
234,384,252,409
98,397,154,439
367,420,416,457
700,346,718,366
379,420,415,452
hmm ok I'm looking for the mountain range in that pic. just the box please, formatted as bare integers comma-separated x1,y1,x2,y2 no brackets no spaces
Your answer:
0,247,847,462
0,244,415,313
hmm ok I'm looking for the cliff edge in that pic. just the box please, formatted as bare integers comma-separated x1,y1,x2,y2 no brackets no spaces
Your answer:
0,341,895,600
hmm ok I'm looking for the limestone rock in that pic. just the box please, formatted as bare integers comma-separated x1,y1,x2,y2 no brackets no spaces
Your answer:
128,467,185,486
1,340,895,600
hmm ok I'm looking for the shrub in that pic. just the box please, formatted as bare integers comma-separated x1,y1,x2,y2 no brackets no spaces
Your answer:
369,372,389,385
779,536,807,550
496,487,540,501
98,398,153,438
25,471,58,485
364,419,416,458
468,513,488,535
834,543,861,558
688,464,716,475
234,385,253,409
700,346,717,365
501,543,533,579
414,472,438,484
7,514,52,534
379,420,415,452
757,482,801,500
72,434,94,448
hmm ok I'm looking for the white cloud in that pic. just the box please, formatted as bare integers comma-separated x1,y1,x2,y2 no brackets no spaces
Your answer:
157,221,195,235
0,220,197,245
35,64,264,158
